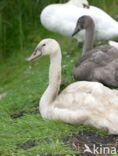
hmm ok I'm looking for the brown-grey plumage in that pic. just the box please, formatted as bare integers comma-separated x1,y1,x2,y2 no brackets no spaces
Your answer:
73,16,118,88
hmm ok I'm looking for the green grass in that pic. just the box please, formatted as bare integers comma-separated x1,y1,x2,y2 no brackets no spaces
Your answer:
0,0,118,154
0,29,107,155
0,0,118,62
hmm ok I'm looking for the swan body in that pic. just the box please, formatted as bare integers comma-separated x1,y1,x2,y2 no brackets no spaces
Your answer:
27,38,118,134
109,41,118,49
73,16,118,88
40,1,118,42
67,0,89,7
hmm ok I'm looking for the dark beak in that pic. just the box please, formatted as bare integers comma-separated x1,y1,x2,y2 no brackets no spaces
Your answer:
26,48,42,62
72,24,81,37
72,26,81,37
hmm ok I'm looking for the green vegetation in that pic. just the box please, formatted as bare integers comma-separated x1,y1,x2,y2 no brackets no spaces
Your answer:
0,0,118,155
0,0,118,61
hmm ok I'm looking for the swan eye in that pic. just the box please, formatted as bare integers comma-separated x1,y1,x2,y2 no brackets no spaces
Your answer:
42,44,46,47
78,20,82,25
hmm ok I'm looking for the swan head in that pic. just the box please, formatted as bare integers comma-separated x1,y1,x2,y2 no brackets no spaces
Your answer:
26,39,60,62
68,0,89,8
72,15,94,36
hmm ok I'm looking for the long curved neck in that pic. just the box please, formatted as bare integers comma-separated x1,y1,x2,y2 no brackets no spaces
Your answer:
83,22,95,55
40,48,62,116
67,0,88,7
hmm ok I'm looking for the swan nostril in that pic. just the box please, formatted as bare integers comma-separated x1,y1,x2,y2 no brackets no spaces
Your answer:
33,52,36,56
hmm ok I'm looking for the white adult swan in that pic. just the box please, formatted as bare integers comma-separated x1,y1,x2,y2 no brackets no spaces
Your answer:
40,0,118,42
27,38,118,134
67,0,89,7
72,16,118,88
109,41,118,49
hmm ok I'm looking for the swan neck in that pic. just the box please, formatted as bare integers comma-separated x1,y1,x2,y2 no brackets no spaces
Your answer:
40,48,62,113
83,22,95,55
49,52,62,88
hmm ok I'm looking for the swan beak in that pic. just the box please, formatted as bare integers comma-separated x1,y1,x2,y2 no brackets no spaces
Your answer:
26,50,42,62
72,26,80,37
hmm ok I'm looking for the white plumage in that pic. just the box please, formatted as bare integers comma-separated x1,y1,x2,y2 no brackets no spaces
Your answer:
27,39,118,134
67,0,89,7
40,0,118,42
109,41,118,49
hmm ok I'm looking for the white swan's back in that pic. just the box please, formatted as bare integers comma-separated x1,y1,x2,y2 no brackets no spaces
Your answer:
67,0,89,7
40,4,118,42
109,41,118,49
